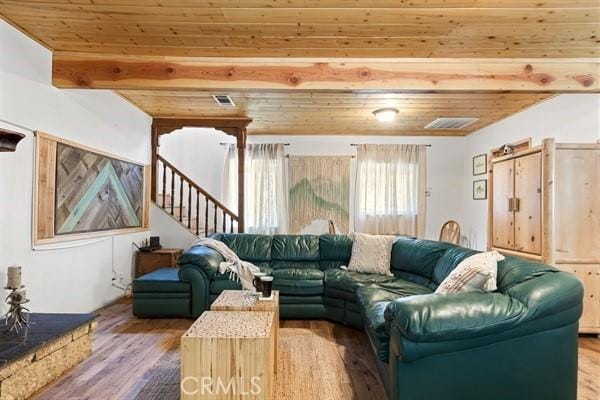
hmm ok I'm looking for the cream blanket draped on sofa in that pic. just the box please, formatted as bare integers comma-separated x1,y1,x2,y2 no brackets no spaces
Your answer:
187,238,260,290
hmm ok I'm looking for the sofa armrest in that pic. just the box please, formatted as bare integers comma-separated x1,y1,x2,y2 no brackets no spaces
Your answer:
178,245,224,279
384,292,527,343
177,265,210,318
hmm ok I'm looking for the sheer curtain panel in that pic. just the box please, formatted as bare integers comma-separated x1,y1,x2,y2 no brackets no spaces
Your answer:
354,144,426,237
223,143,288,234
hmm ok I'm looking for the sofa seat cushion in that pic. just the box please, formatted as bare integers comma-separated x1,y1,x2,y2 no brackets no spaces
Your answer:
324,269,397,296
273,268,325,295
133,268,190,293
356,280,432,362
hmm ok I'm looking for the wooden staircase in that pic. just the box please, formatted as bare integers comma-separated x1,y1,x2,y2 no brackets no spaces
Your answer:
154,154,239,237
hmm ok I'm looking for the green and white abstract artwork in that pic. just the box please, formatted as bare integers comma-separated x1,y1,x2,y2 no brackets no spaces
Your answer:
54,143,144,235
288,156,350,234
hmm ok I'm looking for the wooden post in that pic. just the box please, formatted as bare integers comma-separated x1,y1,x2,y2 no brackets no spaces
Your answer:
486,152,494,251
150,122,158,202
237,128,246,233
541,138,556,265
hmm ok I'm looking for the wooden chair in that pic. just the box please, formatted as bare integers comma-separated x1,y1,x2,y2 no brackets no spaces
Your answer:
439,220,461,245
328,219,336,235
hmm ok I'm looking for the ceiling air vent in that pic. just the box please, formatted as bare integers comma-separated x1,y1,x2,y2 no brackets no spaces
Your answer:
424,117,479,129
212,94,236,107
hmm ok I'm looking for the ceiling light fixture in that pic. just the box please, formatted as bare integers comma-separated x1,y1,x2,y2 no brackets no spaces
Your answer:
373,108,398,122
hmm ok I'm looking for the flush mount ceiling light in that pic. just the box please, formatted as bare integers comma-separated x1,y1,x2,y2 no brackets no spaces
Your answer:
372,108,399,122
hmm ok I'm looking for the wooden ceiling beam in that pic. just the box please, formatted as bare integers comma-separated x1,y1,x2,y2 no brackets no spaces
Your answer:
52,54,599,92
152,117,252,136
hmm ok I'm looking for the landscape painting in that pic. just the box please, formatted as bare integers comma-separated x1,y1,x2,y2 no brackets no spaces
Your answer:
288,156,350,234
54,142,144,235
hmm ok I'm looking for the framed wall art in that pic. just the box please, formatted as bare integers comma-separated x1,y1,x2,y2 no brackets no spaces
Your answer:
473,179,487,200
472,153,487,176
33,131,150,245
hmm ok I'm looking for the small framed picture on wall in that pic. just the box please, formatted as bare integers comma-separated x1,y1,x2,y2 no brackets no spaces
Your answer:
472,154,487,176
473,179,487,200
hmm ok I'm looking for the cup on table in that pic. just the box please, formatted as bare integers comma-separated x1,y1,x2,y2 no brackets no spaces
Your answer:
260,276,273,298
252,272,266,294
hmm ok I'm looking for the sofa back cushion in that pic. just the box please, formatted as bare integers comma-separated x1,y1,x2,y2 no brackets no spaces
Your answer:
319,234,352,270
271,235,320,270
391,238,454,286
219,234,272,262
496,256,557,292
431,246,479,288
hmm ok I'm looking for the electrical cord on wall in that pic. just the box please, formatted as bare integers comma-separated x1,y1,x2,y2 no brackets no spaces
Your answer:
32,235,135,294
110,236,134,295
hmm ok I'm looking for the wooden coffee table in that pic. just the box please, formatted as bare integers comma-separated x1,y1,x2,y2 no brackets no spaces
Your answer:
211,290,280,371
181,311,275,400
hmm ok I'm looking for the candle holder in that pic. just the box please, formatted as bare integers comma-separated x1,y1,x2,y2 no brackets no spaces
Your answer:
3,286,30,333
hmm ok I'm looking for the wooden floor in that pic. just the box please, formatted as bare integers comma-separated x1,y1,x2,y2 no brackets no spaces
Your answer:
32,298,599,400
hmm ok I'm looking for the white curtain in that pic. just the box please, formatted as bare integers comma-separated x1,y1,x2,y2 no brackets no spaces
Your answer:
354,144,427,237
222,143,288,234
222,144,238,212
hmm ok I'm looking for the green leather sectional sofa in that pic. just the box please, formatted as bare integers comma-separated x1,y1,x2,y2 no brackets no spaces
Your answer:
132,234,583,400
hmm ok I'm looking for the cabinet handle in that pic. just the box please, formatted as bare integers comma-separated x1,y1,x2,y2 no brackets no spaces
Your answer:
514,197,520,212
508,198,513,212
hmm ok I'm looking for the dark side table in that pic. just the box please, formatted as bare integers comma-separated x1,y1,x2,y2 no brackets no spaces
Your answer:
135,248,183,277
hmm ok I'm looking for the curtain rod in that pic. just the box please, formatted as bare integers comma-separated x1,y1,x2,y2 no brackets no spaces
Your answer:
350,143,432,147
219,142,290,146
286,154,355,158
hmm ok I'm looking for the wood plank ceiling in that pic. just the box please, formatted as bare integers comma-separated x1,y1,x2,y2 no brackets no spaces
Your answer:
0,0,597,135
119,91,553,135
1,0,598,58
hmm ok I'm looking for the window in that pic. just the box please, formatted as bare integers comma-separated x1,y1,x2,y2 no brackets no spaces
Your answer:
355,144,426,236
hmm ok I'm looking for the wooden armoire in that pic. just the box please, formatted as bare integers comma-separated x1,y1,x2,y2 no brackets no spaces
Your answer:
488,138,600,334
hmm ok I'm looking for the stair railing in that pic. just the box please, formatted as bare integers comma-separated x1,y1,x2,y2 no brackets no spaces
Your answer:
156,154,239,237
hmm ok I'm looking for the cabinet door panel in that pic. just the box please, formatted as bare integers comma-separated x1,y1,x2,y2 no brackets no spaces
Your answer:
554,149,600,260
558,264,600,331
514,152,542,255
492,159,514,249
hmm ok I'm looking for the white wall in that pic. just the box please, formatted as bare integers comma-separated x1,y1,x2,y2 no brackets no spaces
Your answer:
251,135,465,240
158,127,230,198
150,204,198,249
0,20,152,314
462,94,600,250
153,131,465,242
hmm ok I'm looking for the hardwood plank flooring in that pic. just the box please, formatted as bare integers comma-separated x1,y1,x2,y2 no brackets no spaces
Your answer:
31,298,599,400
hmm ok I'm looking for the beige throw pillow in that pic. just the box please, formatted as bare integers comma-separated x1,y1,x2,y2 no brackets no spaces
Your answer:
347,232,396,276
435,251,505,294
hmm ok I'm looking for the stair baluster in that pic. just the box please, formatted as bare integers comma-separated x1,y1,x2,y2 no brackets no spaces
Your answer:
204,197,209,235
161,161,166,209
213,202,217,234
178,176,183,223
170,169,175,215
187,182,192,230
195,191,200,236
155,154,239,238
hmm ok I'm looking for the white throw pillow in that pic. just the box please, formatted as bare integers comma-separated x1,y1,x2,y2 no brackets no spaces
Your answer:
347,232,396,276
435,251,505,294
